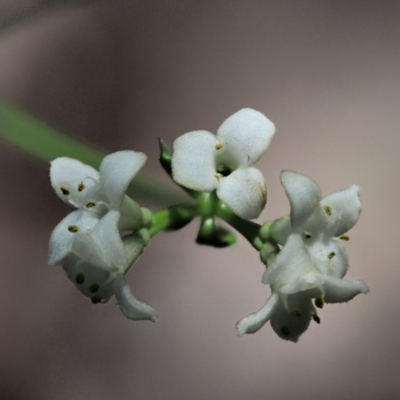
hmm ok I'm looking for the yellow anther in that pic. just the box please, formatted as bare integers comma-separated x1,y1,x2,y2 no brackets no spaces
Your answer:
340,235,350,241
214,173,223,180
75,273,85,285
85,202,96,208
89,283,100,293
280,326,291,336
315,297,325,309
91,295,102,304
68,225,80,233
323,205,332,216
60,186,70,195
327,251,336,259
215,142,224,150
78,182,85,192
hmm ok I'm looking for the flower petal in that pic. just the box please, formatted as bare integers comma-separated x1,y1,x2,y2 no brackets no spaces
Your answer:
268,216,291,245
270,296,315,342
307,240,348,278
319,185,361,237
73,210,127,271
113,275,159,322
263,234,311,287
63,254,115,303
172,130,218,191
280,272,324,296
236,293,279,336
50,158,100,207
48,210,99,265
217,167,266,219
216,108,275,165
99,150,147,209
323,275,369,303
118,196,144,231
280,170,321,229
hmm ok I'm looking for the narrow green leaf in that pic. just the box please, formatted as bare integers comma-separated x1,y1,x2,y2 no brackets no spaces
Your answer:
0,101,187,205
0,0,100,36
0,101,104,166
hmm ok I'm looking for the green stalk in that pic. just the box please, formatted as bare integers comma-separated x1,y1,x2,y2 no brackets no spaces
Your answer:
215,202,264,251
0,101,187,206
149,204,199,237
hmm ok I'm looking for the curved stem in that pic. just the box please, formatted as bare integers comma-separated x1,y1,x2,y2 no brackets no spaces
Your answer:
215,202,264,251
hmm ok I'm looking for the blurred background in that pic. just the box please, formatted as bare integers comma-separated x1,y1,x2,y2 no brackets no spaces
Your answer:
0,1,398,399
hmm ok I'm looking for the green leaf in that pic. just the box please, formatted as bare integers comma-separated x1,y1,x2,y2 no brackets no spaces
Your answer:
0,101,187,206
0,0,100,36
0,101,104,166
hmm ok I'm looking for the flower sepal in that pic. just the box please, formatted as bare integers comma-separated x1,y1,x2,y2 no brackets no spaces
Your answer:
196,217,237,248
117,196,154,231
260,216,291,246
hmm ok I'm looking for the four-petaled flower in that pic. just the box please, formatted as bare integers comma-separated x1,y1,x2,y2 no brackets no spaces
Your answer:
49,151,146,265
268,170,362,279
62,210,159,321
236,171,369,342
171,108,275,219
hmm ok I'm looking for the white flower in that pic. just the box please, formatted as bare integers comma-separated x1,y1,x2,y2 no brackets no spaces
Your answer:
63,210,159,322
236,234,369,342
269,170,362,278
171,108,275,219
49,151,146,265
237,171,369,341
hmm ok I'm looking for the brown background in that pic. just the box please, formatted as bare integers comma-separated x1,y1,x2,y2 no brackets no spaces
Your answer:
0,1,398,399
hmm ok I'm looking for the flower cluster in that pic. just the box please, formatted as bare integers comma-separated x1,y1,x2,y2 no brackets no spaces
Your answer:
236,171,369,341
48,108,369,342
49,151,158,322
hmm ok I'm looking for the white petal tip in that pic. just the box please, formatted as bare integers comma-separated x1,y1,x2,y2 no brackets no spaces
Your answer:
235,316,263,337
235,321,248,337
119,302,160,322
359,281,370,294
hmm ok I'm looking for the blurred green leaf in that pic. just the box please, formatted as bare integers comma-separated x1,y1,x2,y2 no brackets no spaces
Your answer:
0,101,104,166
0,101,188,206
0,0,99,35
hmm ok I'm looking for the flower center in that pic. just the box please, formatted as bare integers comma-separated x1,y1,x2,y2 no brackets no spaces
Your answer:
216,164,233,177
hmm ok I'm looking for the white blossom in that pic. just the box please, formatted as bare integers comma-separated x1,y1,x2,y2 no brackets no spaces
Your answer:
236,171,369,342
236,235,369,342
171,108,275,219
49,151,146,265
269,170,362,278
63,210,159,322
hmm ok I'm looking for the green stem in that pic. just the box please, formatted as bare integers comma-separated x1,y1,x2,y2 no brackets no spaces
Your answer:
215,202,264,251
149,204,199,238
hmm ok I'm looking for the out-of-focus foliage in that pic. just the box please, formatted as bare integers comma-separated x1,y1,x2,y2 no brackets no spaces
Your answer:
0,0,99,35
0,101,187,205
